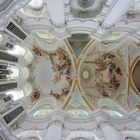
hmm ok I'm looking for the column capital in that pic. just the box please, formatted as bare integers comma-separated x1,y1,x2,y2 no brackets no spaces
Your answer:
97,120,111,128
48,115,64,128
95,116,112,128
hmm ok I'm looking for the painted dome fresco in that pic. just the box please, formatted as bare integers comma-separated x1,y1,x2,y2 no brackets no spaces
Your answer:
3,32,139,119
0,0,140,120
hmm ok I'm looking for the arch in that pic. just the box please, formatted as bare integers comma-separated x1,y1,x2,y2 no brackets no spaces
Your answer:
123,131,140,140
67,131,100,140
17,130,41,140
130,56,140,96
98,98,128,117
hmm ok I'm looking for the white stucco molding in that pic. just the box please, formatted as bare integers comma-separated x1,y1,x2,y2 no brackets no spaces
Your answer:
14,17,140,40
67,131,100,140
0,0,31,27
47,115,64,128
109,109,140,131
122,130,140,140
24,109,140,132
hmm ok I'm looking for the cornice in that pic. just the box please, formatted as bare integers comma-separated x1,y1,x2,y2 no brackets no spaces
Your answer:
13,15,140,40
25,109,140,128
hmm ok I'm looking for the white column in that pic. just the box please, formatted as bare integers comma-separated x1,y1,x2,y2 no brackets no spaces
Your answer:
44,116,64,140
96,116,123,140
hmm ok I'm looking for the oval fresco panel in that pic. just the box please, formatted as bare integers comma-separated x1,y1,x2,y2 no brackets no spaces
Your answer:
79,52,125,98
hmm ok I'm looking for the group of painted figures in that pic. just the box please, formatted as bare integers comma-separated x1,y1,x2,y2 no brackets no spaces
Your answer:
32,46,73,101
31,46,123,101
93,53,123,97
49,48,73,99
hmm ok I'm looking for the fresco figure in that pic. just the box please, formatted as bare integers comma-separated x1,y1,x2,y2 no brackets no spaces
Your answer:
93,53,122,97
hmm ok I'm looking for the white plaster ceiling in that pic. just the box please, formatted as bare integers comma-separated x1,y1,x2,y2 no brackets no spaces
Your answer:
0,0,140,118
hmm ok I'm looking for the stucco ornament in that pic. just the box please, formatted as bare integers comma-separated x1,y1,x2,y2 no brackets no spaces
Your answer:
70,0,106,18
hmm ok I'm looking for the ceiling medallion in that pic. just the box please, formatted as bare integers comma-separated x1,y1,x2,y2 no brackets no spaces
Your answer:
82,70,89,79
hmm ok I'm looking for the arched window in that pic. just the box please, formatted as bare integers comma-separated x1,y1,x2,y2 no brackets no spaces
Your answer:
8,66,19,78
7,45,25,56
5,90,24,101
0,33,3,42
4,83,32,101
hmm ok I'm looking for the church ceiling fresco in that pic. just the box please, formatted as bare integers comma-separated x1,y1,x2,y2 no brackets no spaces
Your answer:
27,33,140,118
80,52,125,98
78,41,129,114
28,45,74,109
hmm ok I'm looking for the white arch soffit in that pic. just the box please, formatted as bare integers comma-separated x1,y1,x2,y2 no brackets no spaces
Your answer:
31,28,94,38
98,98,128,114
29,25,99,36
29,96,58,112
101,33,127,43
17,130,41,140
122,131,140,140
22,16,140,40
29,27,139,41
67,131,100,140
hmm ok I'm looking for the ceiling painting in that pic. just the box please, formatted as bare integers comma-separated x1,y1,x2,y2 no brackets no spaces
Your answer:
28,45,74,108
77,39,133,112
25,33,140,118
80,52,125,98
